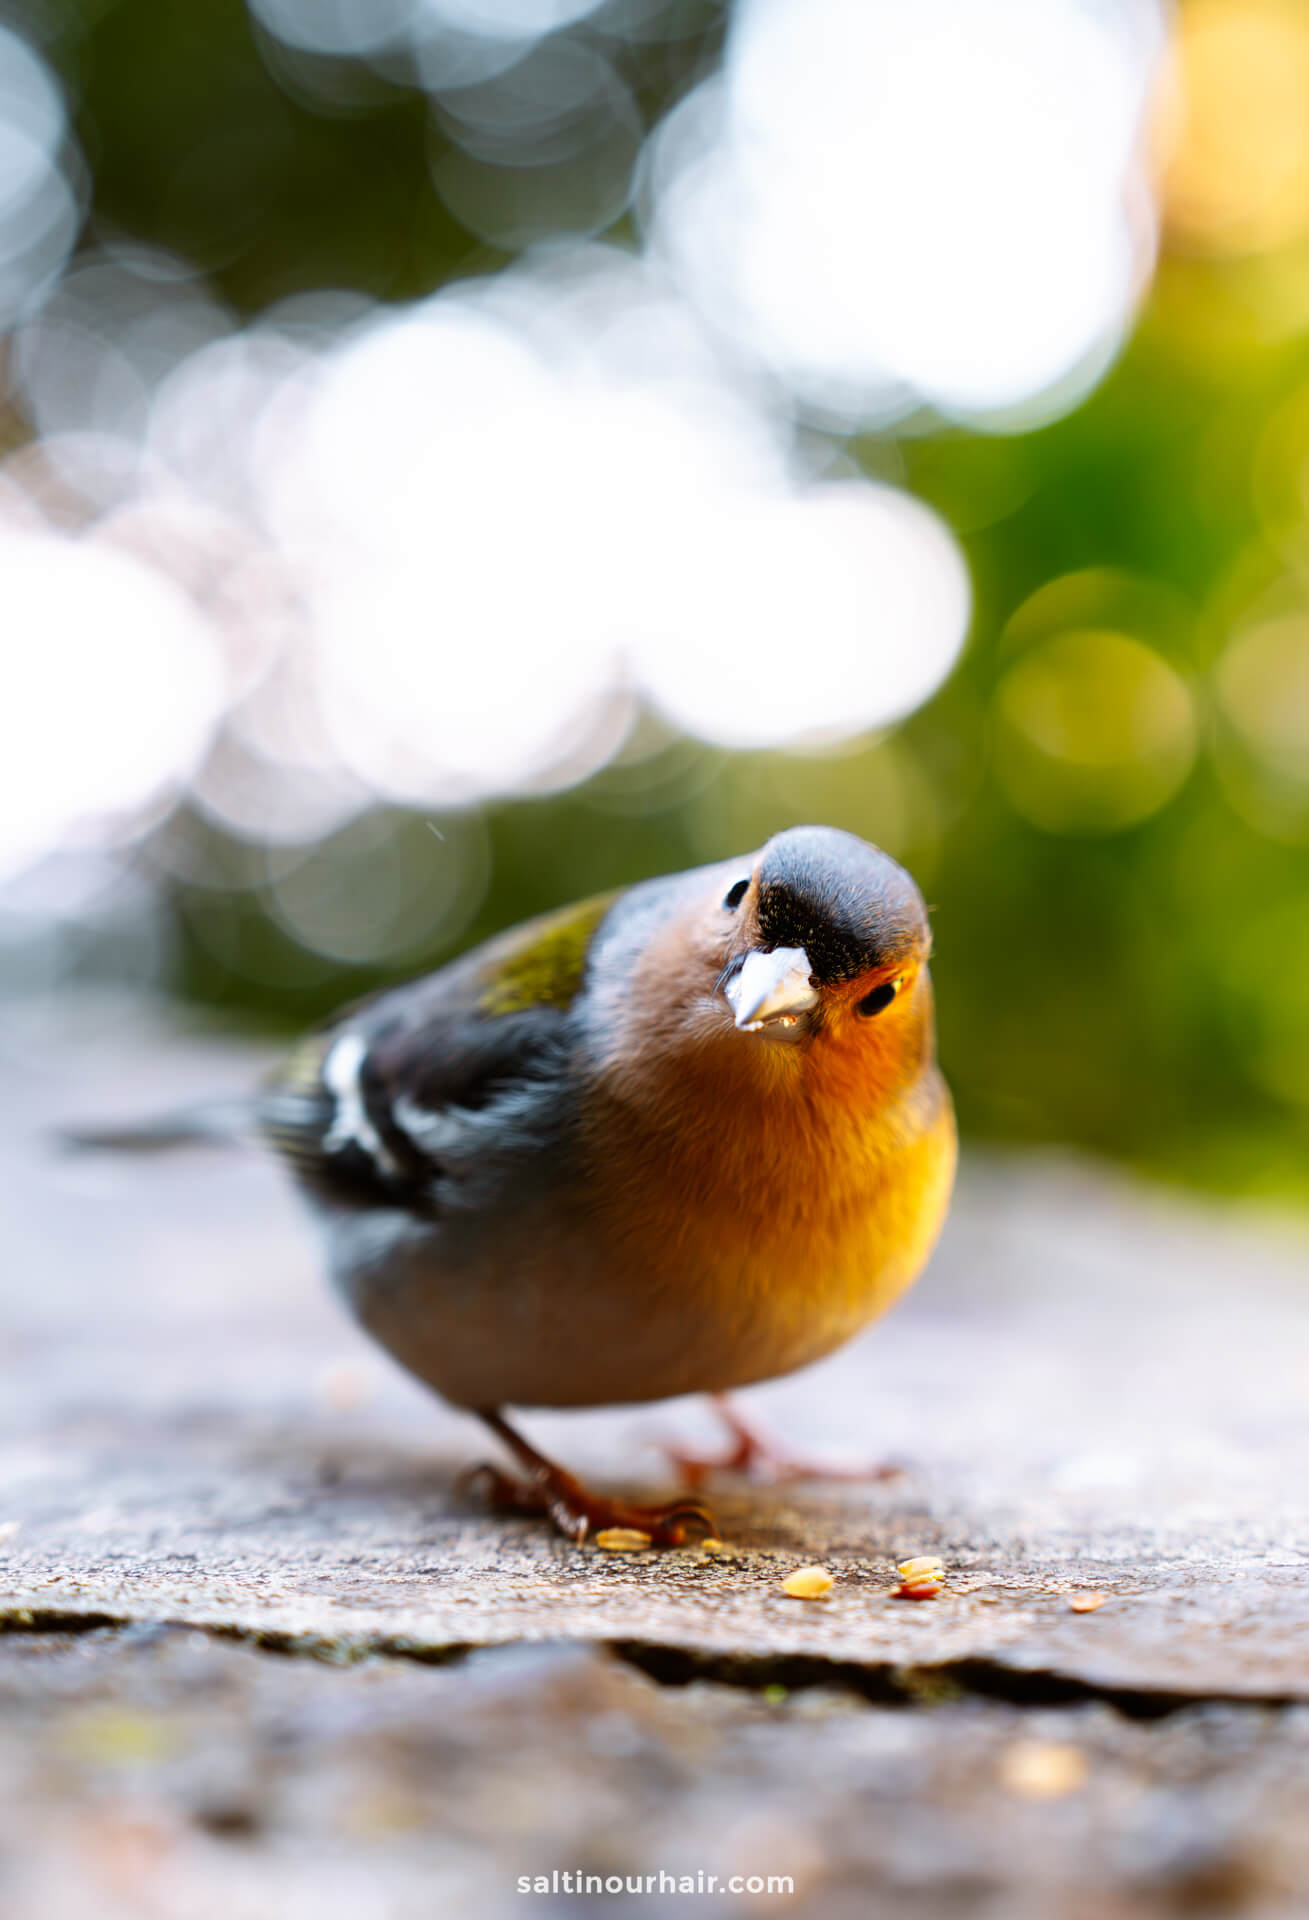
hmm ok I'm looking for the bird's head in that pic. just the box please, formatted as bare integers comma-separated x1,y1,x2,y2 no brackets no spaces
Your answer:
713,826,933,1058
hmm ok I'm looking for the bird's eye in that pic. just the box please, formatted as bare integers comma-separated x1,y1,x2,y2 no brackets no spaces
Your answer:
857,977,903,1018
723,878,749,911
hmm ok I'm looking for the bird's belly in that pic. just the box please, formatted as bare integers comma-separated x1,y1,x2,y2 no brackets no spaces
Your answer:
321,1108,956,1410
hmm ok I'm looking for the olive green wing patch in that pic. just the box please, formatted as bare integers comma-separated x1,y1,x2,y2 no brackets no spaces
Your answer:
476,891,618,1018
269,1031,332,1095
257,1031,335,1169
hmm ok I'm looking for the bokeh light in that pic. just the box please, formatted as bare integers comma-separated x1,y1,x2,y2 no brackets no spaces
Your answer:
634,482,969,747
0,529,224,882
265,807,490,964
428,38,643,245
1160,0,1309,257
992,630,1196,835
15,251,233,455
247,0,418,58
420,0,606,39
650,0,1165,425
263,250,968,774
0,27,80,324
0,238,970,856
0,0,1178,912
1214,614,1309,843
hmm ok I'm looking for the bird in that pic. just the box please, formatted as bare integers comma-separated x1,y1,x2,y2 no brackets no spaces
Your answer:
255,823,956,1546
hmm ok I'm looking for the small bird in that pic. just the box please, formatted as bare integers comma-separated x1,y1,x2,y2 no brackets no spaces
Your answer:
257,824,956,1545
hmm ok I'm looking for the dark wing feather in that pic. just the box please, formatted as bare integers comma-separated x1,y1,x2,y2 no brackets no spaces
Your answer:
258,891,616,1210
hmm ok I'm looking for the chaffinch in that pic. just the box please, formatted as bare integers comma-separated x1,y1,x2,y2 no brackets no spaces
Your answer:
260,824,956,1545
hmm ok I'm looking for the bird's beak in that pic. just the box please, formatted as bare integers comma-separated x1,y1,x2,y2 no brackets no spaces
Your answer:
724,946,819,1031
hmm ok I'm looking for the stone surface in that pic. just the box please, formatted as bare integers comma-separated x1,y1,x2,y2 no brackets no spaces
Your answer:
2,1628,1307,1920
1,1004,1308,1915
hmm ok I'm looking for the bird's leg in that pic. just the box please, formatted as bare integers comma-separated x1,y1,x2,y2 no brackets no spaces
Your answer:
665,1394,906,1489
462,1409,719,1548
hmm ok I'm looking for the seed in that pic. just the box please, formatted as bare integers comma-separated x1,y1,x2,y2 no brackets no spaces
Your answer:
781,1565,834,1600
594,1528,653,1551
896,1555,944,1581
894,1553,945,1600
1068,1591,1107,1613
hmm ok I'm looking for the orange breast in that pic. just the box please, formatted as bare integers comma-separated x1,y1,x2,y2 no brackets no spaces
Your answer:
579,1030,957,1396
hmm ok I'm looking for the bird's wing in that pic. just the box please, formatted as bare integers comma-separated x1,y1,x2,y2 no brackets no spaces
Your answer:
258,891,619,1207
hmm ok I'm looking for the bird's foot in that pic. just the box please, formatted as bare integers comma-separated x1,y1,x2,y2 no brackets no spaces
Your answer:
464,1410,719,1548
665,1395,906,1490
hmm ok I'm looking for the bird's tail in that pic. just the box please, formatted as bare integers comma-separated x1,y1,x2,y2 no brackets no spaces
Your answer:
56,1097,257,1155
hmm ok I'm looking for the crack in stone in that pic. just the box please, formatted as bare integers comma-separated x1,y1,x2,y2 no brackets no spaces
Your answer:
0,1610,475,1668
3,1607,1299,1721
1,1608,127,1636
204,1624,476,1668
607,1641,1303,1721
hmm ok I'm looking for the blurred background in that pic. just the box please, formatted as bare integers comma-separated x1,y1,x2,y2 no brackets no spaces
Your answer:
1,0,1307,1199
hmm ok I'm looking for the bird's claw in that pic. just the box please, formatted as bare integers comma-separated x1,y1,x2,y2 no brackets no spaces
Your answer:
459,1458,718,1548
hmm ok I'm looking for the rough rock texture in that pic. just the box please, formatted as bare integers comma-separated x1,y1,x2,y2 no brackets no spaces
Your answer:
3,1629,1307,1920
1,1007,1307,1916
